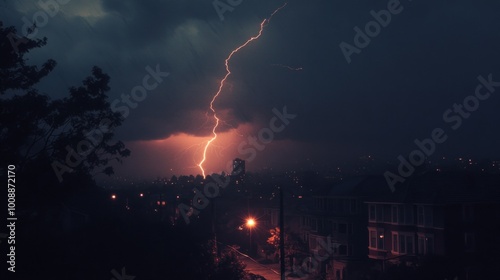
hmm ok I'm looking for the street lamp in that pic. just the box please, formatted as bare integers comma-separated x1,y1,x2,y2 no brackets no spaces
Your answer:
247,218,256,227
246,218,256,254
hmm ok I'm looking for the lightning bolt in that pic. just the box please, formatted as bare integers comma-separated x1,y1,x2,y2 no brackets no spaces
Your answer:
197,3,288,178
271,64,303,71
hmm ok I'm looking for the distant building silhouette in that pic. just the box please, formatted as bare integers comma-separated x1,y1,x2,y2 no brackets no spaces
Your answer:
232,158,245,176
231,158,245,182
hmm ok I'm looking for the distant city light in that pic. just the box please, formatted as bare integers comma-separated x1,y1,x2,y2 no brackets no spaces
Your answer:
111,194,116,200
139,193,144,197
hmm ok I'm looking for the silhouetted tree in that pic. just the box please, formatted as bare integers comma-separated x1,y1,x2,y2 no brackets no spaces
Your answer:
267,227,307,272
0,22,55,93
262,242,276,260
213,249,247,280
0,22,129,192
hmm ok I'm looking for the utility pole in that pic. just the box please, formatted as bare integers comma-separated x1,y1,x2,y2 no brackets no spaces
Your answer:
212,196,219,257
280,187,285,280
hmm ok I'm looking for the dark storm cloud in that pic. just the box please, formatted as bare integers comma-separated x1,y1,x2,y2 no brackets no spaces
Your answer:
98,0,213,45
3,0,500,168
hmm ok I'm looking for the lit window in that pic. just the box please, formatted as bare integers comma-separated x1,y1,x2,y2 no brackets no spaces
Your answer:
377,230,384,249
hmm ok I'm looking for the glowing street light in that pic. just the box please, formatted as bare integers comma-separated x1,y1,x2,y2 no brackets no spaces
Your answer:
111,194,117,200
246,218,256,255
247,218,256,228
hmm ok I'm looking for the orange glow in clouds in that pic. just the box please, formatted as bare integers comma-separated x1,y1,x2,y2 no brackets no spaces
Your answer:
197,3,288,178
137,123,254,176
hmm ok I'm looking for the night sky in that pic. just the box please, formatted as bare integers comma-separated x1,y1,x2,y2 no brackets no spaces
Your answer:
3,0,500,178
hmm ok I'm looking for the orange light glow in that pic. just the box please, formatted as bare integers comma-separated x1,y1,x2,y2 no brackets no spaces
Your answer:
197,3,287,178
111,194,116,200
247,218,256,228
118,125,298,177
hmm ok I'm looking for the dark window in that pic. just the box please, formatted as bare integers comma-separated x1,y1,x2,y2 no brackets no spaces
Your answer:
350,199,356,213
424,207,433,226
392,206,398,223
393,234,398,252
370,231,377,248
426,237,434,254
398,205,405,224
399,234,413,254
417,206,424,225
463,205,474,222
406,235,414,254
339,245,347,255
325,220,333,233
339,223,347,234
376,205,383,221
418,236,424,254
465,233,475,252
327,198,334,211
400,235,406,253
369,205,376,221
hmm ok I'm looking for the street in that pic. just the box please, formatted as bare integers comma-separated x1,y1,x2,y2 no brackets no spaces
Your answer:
239,254,280,280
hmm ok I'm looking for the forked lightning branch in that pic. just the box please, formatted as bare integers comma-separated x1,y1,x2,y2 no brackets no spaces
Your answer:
197,3,288,177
